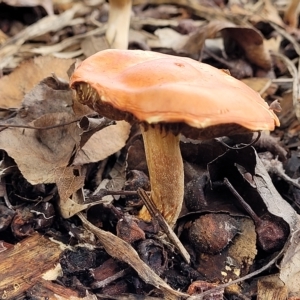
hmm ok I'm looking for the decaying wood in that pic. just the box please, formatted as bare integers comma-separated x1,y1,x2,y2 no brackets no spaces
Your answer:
0,233,66,299
25,278,94,300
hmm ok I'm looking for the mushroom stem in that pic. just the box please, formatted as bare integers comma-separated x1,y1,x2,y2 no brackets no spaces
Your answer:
139,125,184,228
284,0,300,28
106,0,132,49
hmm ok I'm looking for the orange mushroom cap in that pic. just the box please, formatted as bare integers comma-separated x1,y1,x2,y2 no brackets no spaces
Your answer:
70,49,280,227
70,49,279,139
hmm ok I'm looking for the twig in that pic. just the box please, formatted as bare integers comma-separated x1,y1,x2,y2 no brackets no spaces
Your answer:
0,113,104,131
0,119,80,130
137,188,190,264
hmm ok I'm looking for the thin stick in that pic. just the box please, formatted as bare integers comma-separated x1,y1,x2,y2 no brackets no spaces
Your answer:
0,119,80,130
137,188,190,264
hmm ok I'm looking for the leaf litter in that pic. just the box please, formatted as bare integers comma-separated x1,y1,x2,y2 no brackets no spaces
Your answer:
0,0,300,299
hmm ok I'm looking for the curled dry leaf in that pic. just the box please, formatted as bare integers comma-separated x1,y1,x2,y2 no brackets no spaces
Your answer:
151,20,271,70
203,20,272,70
222,27,271,70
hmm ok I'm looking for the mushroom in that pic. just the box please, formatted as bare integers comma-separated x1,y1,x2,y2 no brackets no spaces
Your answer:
106,0,132,49
70,49,279,227
284,0,300,28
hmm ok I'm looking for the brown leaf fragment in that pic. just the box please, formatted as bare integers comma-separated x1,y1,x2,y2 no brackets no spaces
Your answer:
101,279,129,295
91,258,121,282
73,121,131,166
279,91,295,129
0,56,74,108
0,71,90,219
203,47,254,79
56,167,85,218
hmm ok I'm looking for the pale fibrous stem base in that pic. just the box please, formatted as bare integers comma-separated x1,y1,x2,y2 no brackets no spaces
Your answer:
139,125,184,228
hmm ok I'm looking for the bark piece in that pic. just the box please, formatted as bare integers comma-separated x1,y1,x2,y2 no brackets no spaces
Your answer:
26,278,95,300
0,233,65,299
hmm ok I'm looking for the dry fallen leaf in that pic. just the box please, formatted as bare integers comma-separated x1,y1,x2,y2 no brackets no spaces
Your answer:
0,3,86,69
73,121,131,166
0,72,131,218
0,113,81,184
0,56,74,108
